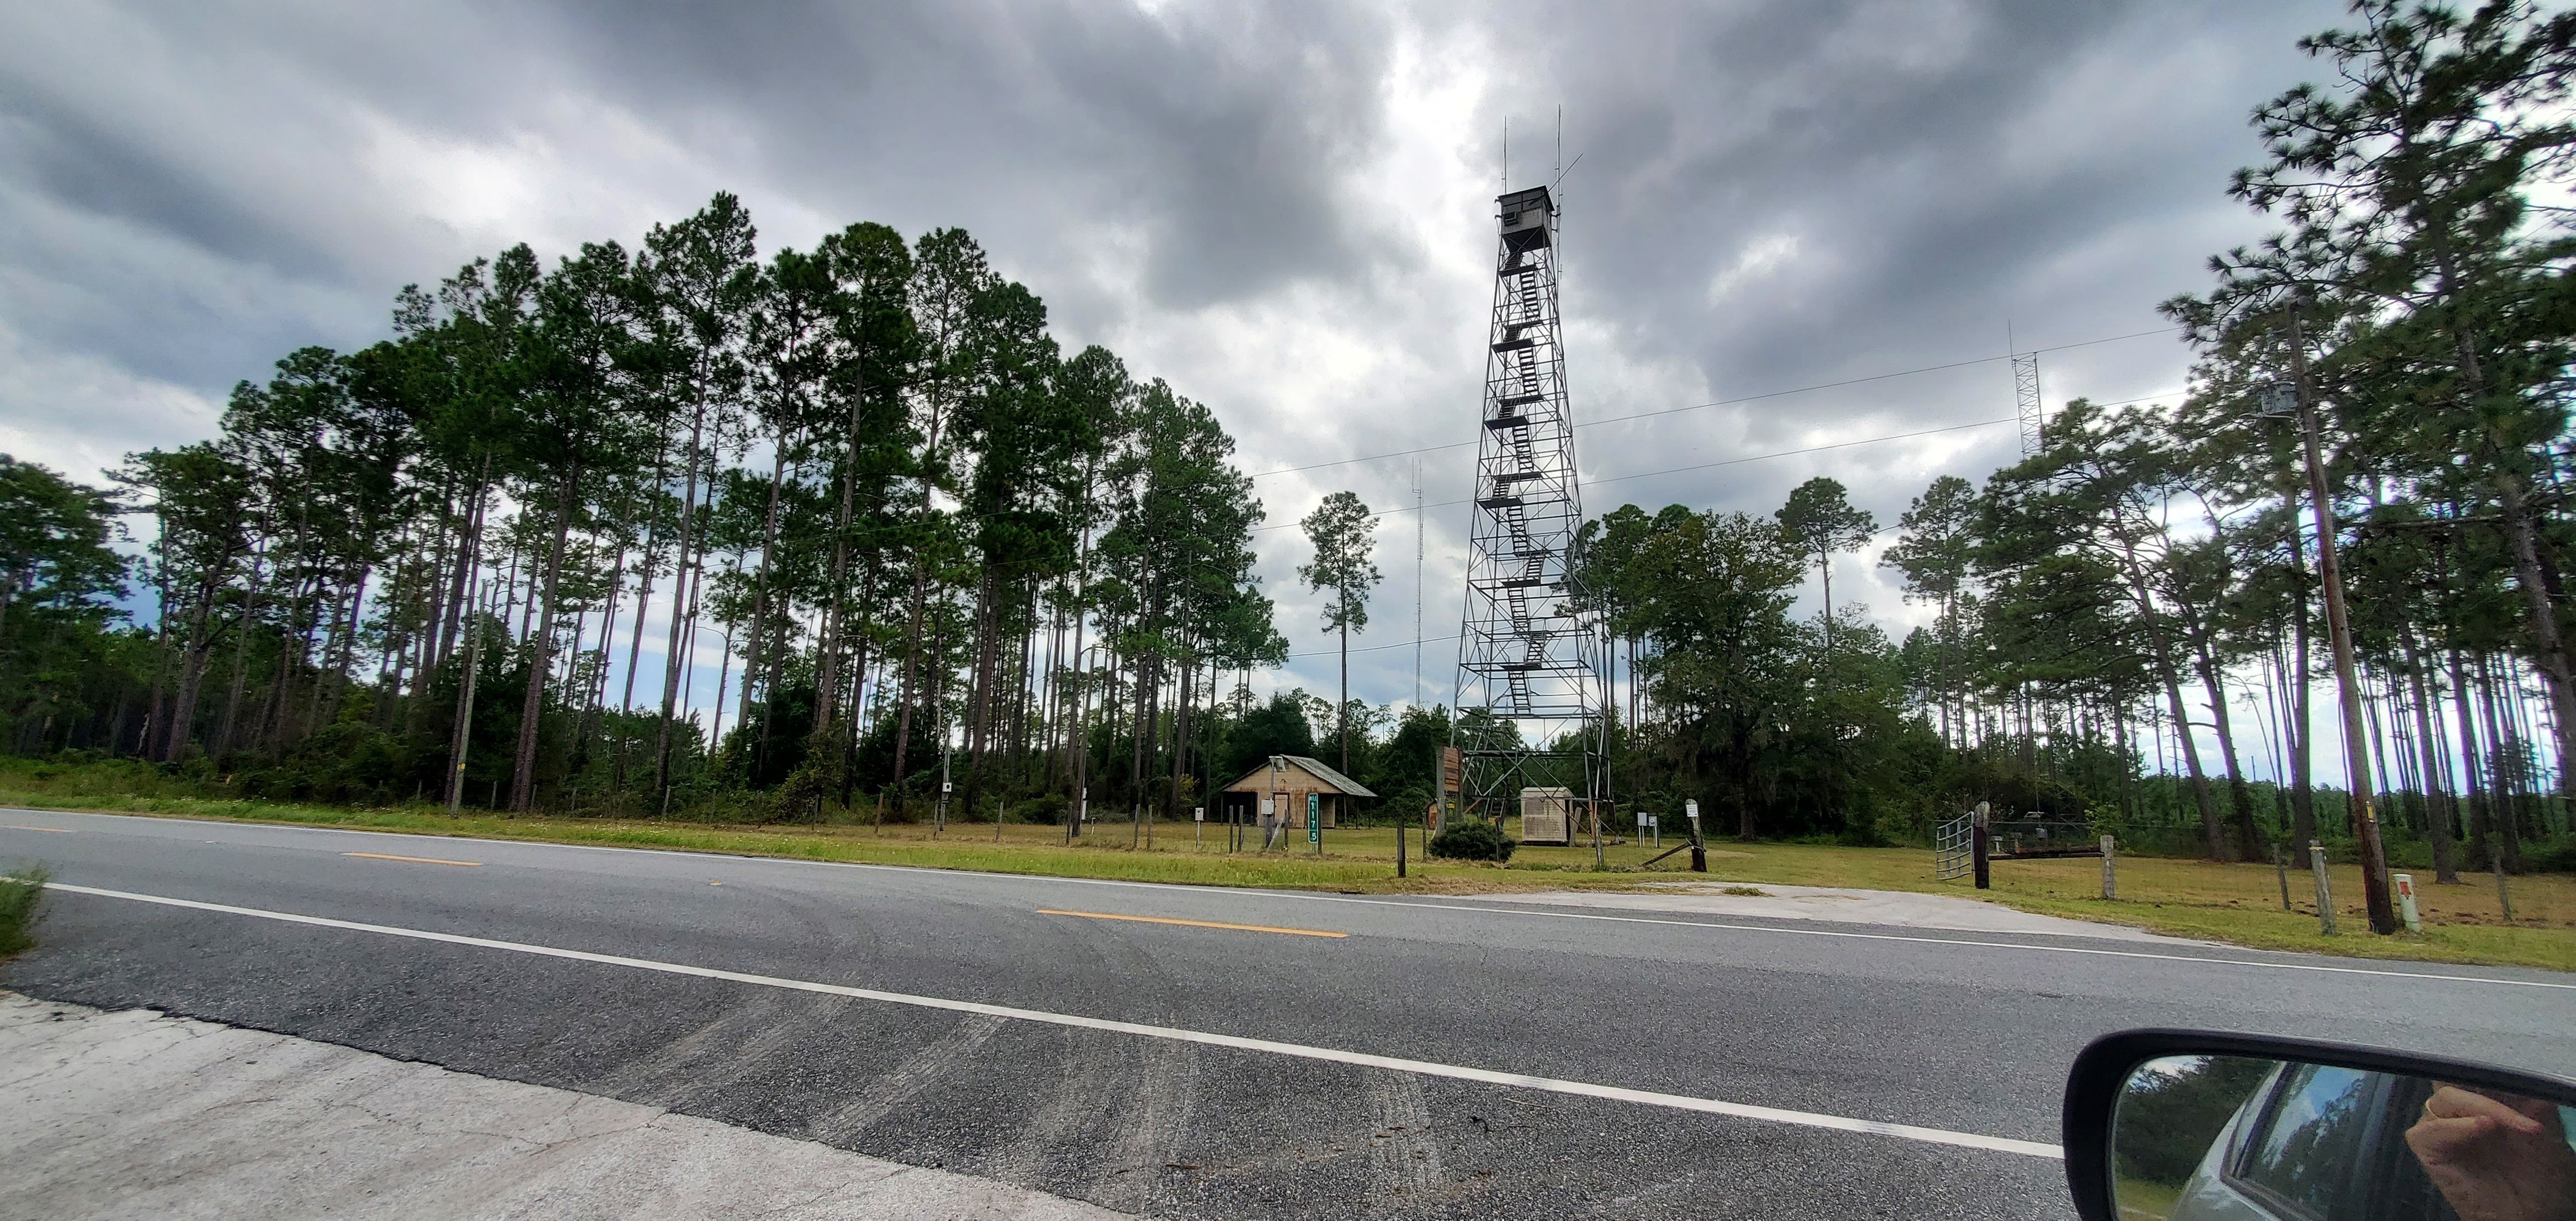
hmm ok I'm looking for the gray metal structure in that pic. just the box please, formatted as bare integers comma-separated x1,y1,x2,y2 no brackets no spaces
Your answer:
1934,810,1973,881
1449,184,1607,838
2014,351,2044,455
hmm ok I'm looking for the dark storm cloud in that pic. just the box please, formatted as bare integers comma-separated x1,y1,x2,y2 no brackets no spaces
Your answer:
506,0,1405,309
0,0,2367,706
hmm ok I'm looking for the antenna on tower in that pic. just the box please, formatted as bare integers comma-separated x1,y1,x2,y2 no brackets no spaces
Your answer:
1414,456,1424,709
1502,117,1509,192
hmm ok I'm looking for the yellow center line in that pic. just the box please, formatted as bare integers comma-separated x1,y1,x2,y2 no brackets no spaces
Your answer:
343,851,481,868
1038,908,1347,939
4,825,74,833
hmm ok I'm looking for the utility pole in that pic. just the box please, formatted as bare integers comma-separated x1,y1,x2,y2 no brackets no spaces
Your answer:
2288,311,2398,936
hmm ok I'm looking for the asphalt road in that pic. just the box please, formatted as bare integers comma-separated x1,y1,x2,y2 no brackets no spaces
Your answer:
3,809,2570,1219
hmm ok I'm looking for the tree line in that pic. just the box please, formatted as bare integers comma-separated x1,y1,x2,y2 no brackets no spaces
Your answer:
1,195,1342,827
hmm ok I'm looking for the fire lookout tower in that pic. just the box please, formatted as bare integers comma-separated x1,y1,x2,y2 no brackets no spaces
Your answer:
1448,184,1608,844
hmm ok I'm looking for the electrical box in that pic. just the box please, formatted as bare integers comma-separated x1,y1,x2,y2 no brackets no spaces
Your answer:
1519,786,1573,846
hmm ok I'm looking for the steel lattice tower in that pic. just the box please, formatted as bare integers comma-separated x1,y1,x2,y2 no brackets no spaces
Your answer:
1449,185,1607,841
2013,351,2044,455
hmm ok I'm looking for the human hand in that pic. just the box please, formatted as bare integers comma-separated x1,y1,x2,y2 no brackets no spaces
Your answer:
2404,1085,2576,1221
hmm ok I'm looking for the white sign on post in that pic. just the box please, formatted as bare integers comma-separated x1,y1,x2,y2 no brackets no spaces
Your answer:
1684,799,1699,823
1194,807,1205,822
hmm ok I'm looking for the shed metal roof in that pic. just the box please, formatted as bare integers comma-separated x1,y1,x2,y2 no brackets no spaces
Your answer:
1220,755,1377,798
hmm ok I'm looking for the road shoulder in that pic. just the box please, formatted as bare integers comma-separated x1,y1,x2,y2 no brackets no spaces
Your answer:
1484,882,2213,943
0,991,1125,1220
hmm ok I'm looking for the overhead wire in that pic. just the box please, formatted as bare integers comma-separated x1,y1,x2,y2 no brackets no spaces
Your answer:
1245,325,2182,481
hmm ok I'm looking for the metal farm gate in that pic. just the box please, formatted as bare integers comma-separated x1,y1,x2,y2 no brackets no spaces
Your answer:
1934,812,1973,880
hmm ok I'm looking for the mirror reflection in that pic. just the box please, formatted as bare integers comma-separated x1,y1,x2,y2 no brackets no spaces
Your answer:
2113,1054,2575,1221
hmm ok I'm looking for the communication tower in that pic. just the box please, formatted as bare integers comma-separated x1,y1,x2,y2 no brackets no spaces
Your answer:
1448,184,1608,844
2014,351,2044,455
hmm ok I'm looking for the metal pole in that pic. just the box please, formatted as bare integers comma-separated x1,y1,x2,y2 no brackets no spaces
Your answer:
1685,798,1705,873
2288,313,2398,935
935,740,950,837
2309,841,2337,935
2495,845,2516,922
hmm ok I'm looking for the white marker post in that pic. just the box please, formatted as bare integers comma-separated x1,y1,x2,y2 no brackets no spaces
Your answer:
2394,872,2421,933
1194,806,1204,848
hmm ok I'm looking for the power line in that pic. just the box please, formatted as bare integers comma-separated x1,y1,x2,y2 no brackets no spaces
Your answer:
1291,632,1459,660
1246,325,2181,481
1272,394,2192,661
1253,415,2018,531
1584,417,2012,489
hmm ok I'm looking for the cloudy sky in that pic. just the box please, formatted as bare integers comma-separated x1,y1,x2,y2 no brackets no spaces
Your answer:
1,0,2356,728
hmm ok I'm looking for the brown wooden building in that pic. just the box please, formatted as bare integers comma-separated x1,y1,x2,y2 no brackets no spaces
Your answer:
1217,755,1375,829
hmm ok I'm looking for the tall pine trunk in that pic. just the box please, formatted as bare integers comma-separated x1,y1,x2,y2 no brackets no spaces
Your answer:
509,476,577,811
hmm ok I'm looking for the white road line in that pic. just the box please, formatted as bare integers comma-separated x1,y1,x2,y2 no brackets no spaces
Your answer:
16,808,2572,991
45,881,2059,1160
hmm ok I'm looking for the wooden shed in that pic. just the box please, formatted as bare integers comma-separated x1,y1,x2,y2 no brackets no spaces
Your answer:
1218,755,1375,829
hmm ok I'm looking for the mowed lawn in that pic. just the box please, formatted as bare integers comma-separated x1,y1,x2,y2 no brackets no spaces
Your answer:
2,782,2568,972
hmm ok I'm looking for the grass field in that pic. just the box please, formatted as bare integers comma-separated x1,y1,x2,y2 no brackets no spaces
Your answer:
0,778,2567,972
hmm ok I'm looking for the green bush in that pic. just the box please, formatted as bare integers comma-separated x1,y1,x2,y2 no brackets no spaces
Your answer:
1428,818,1516,862
0,864,49,958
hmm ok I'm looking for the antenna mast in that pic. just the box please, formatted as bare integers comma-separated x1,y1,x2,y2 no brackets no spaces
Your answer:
2010,321,2044,455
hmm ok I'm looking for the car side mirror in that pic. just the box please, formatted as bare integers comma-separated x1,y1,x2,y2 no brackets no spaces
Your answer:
2063,1030,2576,1221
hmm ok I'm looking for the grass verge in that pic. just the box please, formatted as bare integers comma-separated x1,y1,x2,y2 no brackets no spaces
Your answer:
1,783,2568,972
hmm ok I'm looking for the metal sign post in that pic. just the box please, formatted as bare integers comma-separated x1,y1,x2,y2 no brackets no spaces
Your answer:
935,756,953,837
1308,792,1322,853
1194,806,1204,848
1684,799,1705,873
